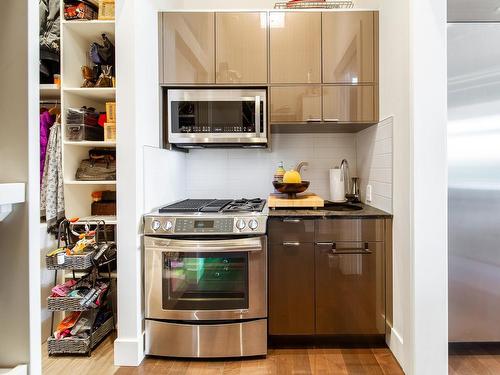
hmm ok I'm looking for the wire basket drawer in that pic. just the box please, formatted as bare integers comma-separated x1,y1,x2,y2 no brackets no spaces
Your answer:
45,251,95,270
47,296,90,312
47,317,114,355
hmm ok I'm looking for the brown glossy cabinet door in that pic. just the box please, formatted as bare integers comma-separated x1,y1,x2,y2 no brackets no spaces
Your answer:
322,12,376,84
161,13,215,84
322,85,377,123
270,86,322,123
269,12,321,84
269,243,315,335
216,12,268,84
315,242,385,334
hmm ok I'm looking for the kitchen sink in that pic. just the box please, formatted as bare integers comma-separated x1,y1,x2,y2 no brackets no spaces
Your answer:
323,202,363,211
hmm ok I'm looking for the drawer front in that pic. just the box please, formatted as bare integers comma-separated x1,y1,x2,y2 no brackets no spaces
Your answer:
268,218,315,244
315,219,384,242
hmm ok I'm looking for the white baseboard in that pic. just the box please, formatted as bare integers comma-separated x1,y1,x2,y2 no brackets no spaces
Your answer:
386,326,406,373
114,335,145,367
0,365,28,375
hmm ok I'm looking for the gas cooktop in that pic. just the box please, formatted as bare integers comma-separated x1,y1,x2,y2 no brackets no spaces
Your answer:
159,198,266,214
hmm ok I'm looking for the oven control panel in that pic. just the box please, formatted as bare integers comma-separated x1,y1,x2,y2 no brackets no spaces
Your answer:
144,216,267,235
175,218,234,233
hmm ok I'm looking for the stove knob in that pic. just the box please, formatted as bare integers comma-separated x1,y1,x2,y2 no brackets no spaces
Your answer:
151,219,161,231
236,219,246,230
248,219,259,230
162,220,173,231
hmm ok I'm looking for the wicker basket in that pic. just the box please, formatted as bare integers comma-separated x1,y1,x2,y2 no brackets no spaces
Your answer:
47,317,114,355
46,250,95,270
47,296,89,312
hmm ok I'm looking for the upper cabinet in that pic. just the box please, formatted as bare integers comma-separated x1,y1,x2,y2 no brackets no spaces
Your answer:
216,12,268,84
161,13,215,84
322,12,376,84
269,12,322,84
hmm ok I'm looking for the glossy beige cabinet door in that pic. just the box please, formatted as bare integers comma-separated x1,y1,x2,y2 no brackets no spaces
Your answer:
270,86,321,123
269,12,321,84
216,12,267,84
161,13,215,84
323,85,377,123
322,12,376,84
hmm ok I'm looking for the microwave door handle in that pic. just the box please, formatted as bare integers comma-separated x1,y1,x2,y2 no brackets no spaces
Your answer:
255,95,261,136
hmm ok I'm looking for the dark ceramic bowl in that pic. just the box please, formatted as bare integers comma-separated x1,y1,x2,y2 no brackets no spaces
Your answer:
272,181,310,198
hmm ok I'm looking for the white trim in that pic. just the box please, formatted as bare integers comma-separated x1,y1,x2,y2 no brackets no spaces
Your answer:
114,336,145,367
386,327,405,370
0,365,28,375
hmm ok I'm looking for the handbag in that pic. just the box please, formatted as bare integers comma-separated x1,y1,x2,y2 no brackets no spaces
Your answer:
90,33,114,66
75,149,116,181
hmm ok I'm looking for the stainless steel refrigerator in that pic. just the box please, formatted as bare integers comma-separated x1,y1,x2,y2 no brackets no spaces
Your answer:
448,1,500,341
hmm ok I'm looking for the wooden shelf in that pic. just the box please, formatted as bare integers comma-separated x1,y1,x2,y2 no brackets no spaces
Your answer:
62,87,116,101
64,141,116,147
40,84,60,99
65,180,116,185
74,215,117,225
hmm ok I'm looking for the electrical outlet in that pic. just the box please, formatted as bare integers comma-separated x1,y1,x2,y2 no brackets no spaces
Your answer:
366,184,373,202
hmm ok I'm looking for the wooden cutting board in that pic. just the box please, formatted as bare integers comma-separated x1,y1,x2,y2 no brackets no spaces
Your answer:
268,193,325,208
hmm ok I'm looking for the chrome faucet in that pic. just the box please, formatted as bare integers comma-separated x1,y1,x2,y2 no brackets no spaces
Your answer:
295,161,309,174
339,159,350,196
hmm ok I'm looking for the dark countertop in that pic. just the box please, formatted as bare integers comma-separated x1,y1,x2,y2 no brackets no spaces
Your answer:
267,202,392,218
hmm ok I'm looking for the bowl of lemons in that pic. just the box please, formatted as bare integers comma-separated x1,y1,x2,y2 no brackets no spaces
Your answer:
273,170,310,198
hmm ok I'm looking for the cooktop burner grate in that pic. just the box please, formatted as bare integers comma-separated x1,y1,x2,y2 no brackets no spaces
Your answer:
159,198,266,213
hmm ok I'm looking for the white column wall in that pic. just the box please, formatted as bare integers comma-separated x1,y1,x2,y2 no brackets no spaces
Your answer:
409,0,448,373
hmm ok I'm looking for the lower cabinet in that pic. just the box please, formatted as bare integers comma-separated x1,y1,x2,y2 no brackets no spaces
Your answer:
268,218,388,337
315,241,385,335
268,243,315,335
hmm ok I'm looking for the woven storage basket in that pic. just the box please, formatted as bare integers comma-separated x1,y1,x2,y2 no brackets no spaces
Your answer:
46,250,95,270
47,296,89,312
47,317,114,355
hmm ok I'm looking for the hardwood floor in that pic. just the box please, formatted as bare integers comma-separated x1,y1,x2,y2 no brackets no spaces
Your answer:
449,343,500,375
42,336,404,375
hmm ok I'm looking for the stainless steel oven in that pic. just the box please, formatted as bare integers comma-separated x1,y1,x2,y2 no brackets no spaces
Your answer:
144,235,267,357
166,89,267,147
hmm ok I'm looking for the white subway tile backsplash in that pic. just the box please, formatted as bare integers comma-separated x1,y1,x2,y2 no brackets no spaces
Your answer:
356,117,394,213
186,133,358,199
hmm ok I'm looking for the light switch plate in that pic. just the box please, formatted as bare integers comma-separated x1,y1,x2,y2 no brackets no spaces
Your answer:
366,184,372,202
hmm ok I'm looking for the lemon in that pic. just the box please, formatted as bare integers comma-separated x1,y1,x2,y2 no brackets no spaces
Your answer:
283,170,302,183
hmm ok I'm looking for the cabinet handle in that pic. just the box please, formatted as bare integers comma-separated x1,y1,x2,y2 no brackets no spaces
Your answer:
282,241,301,247
331,242,372,255
282,218,301,223
306,118,322,122
315,242,334,246
324,118,340,122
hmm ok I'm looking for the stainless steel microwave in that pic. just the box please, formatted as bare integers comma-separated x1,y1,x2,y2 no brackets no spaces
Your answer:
166,89,267,148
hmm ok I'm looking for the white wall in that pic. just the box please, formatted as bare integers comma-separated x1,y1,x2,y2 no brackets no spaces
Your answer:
185,134,357,200
356,117,393,213
0,0,40,373
410,0,448,372
377,0,411,369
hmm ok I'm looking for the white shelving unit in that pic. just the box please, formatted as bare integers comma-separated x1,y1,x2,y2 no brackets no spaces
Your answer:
58,3,117,293
60,8,116,220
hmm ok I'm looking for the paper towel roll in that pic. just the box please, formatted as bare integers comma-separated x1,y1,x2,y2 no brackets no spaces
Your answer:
330,168,346,202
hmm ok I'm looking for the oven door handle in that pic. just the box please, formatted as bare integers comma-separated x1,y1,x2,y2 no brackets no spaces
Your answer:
144,237,263,253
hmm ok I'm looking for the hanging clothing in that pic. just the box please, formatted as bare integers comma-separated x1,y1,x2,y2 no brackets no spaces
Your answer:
40,0,60,83
40,110,55,185
41,122,65,233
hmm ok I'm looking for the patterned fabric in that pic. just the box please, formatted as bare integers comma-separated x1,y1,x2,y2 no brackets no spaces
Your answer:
41,122,65,232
